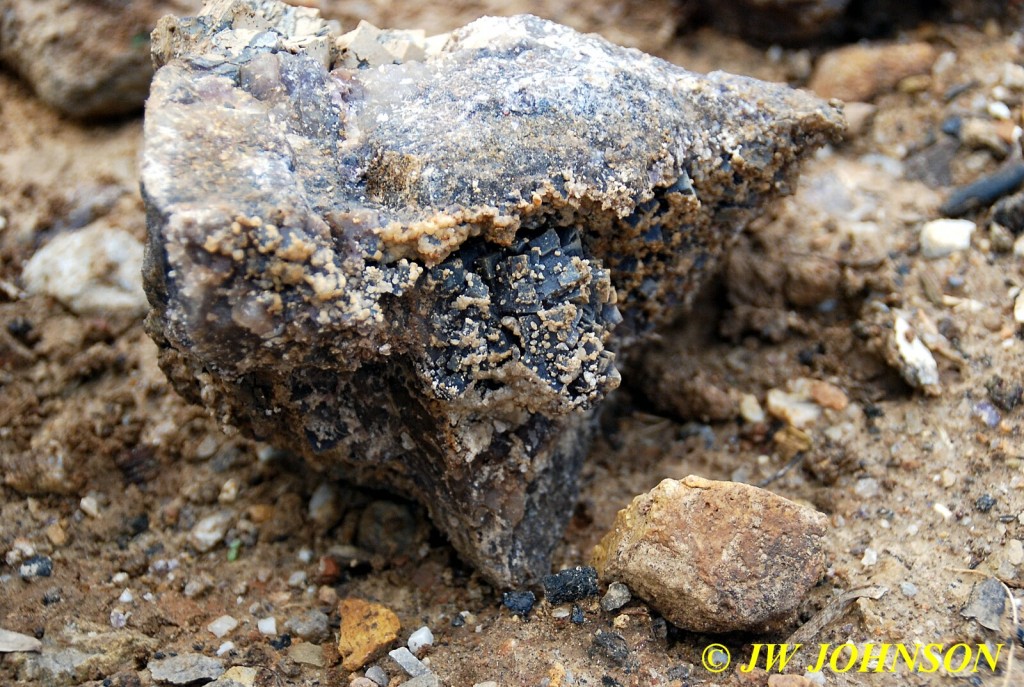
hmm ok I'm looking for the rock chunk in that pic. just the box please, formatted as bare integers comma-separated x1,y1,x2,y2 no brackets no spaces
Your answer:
808,42,937,103
0,0,202,118
592,476,828,632
141,0,843,585
22,223,147,319
148,653,225,685
542,566,599,605
337,598,400,671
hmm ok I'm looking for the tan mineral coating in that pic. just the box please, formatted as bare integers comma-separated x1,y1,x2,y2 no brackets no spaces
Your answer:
592,475,829,632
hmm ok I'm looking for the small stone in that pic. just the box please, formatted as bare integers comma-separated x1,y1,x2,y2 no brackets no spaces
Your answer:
216,642,235,657
218,666,257,686
588,630,629,666
148,653,226,684
257,617,277,635
287,570,308,588
739,394,766,424
473,683,499,687
768,676,816,687
972,402,1002,428
19,554,53,580
808,42,937,102
308,483,344,530
45,523,67,547
0,0,203,117
976,494,997,513
403,675,440,687
0,628,43,652
571,605,585,624
551,607,571,619
853,478,879,499
337,598,401,671
350,679,378,687
365,665,389,686
407,626,434,657
21,223,148,318
900,582,918,597
269,634,291,650
592,476,828,632
961,577,1005,631
1015,291,1024,325
808,380,848,411
207,615,239,638
861,548,878,566
356,500,424,558
600,583,632,613
502,591,536,617
766,388,821,429
542,566,599,605
284,610,330,644
389,646,429,677
890,315,940,394
919,219,975,259
960,119,1010,156
79,495,101,518
1007,540,1024,566
287,641,326,667
188,511,233,552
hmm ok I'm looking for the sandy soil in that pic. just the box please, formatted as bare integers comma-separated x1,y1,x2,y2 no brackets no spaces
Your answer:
2,3,1023,687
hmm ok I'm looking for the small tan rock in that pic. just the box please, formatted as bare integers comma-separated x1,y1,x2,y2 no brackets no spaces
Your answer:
592,476,828,632
768,675,816,687
809,42,937,102
337,598,400,671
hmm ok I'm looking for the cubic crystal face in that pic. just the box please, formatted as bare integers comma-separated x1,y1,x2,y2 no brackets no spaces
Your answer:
142,0,842,585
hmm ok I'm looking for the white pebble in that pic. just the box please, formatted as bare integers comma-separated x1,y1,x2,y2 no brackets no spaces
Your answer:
118,588,134,603
207,614,239,638
920,219,975,258
216,641,235,656
934,503,953,520
473,683,499,687
765,388,820,428
188,511,233,552
109,609,129,628
218,479,240,504
257,617,277,635
407,626,434,656
298,548,313,564
861,548,878,566
893,316,939,390
79,495,101,518
739,394,766,423
1014,291,1024,325
853,478,879,499
21,223,147,318
900,582,918,597
988,101,1012,120
288,571,308,588
111,571,129,584
551,607,571,619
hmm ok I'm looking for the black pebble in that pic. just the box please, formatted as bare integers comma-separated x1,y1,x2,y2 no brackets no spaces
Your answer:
542,566,599,605
20,555,53,580
589,630,629,666
450,615,465,627
269,634,292,650
502,590,536,617
975,494,997,513
571,604,585,624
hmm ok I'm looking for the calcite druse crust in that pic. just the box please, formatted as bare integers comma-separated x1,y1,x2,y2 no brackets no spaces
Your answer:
142,0,843,585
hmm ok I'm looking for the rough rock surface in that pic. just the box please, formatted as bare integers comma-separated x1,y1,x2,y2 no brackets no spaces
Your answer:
591,476,829,632
141,0,842,585
337,598,400,671
0,0,202,118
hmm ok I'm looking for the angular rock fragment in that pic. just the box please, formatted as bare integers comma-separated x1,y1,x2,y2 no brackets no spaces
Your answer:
592,476,828,632
141,0,842,585
0,0,203,118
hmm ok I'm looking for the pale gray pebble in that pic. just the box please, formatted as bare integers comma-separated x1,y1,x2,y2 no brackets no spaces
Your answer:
600,582,632,612
389,646,429,677
365,665,388,686
284,610,330,644
900,581,918,597
403,674,440,687
148,654,225,685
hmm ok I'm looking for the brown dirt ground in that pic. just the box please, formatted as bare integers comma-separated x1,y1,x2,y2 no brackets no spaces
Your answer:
2,2,1024,687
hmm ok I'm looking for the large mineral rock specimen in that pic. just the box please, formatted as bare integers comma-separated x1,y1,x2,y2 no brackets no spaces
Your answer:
141,0,842,585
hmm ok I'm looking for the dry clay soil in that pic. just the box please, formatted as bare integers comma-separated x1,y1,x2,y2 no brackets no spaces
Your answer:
2,2,1024,687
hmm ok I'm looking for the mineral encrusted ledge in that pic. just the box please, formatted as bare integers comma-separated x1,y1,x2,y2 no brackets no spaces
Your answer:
141,0,843,585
